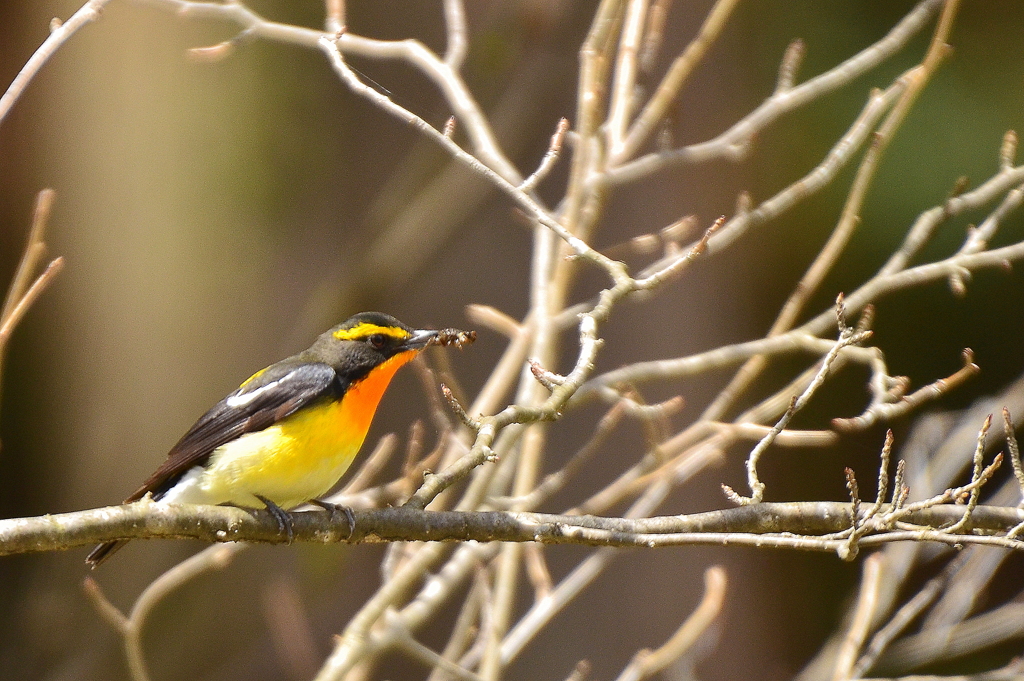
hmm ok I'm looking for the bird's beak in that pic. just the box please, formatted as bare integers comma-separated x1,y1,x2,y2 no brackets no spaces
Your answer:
400,328,439,351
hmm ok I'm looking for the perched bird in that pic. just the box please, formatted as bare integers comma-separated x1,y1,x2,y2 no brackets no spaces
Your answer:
87,312,472,567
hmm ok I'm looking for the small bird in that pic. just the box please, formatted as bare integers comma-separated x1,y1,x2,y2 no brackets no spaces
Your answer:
86,312,473,567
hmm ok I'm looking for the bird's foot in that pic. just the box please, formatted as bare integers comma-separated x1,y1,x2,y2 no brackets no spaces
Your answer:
255,495,294,544
310,499,356,539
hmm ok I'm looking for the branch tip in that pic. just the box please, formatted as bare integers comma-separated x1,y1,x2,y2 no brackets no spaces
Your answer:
529,358,564,391
835,292,848,331
735,191,752,215
1002,407,1024,497
518,117,571,192
188,41,235,62
1000,129,1018,169
855,304,875,332
775,37,805,92
440,383,478,429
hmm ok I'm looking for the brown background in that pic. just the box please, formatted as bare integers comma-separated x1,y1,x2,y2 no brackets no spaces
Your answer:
1,1,1023,679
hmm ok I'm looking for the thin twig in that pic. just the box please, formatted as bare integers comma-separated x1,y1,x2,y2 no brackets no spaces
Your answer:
606,0,944,182
606,0,650,155
774,39,805,93
1002,407,1024,503
833,350,979,432
442,0,468,70
2,189,54,322
851,557,957,677
613,566,728,681
940,415,992,534
0,256,65,349
519,118,570,193
611,0,742,164
723,296,869,505
0,1,114,126
832,553,884,681
950,180,1024,295
85,545,238,681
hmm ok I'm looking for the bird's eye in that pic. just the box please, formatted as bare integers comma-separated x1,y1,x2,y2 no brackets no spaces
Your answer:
368,334,387,349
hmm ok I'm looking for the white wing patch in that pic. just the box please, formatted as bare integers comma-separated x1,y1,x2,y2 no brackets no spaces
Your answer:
225,375,290,408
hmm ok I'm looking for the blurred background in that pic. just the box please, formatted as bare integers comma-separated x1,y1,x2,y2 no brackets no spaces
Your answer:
1,1,1023,679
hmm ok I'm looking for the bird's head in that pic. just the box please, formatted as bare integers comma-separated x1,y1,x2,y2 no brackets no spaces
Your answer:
312,312,438,382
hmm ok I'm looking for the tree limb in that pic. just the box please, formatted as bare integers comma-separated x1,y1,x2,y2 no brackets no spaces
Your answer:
5,501,1024,558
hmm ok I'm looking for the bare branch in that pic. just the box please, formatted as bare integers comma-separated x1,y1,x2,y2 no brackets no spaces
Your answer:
606,0,650,155
6,500,1024,558
518,118,570,193
1002,407,1024,502
324,0,344,33
0,1,113,126
940,414,992,534
2,188,54,323
832,553,884,681
0,257,64,350
723,296,870,505
774,39,805,93
613,566,728,681
611,0,742,164
85,545,238,681
607,0,943,181
833,350,980,432
442,0,468,70
949,180,1024,295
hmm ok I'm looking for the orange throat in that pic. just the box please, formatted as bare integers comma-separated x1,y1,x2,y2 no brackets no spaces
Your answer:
339,350,420,439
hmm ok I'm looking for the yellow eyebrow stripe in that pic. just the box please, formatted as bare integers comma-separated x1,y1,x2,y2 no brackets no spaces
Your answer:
332,323,410,342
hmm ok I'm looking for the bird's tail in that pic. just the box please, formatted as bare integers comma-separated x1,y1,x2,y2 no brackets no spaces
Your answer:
85,539,127,568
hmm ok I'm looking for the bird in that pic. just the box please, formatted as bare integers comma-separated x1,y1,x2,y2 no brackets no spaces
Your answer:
86,311,471,567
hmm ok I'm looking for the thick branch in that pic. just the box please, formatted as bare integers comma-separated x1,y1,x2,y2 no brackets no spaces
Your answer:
4,501,1024,557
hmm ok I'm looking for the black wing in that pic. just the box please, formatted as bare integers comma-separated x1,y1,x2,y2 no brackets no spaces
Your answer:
125,361,344,502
